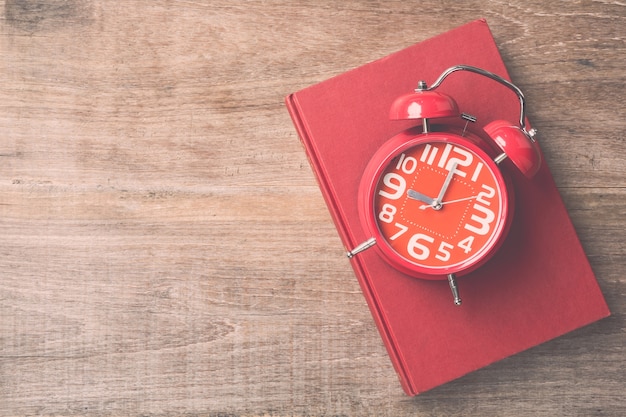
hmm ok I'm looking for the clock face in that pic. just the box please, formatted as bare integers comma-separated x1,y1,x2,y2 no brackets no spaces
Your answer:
360,132,511,279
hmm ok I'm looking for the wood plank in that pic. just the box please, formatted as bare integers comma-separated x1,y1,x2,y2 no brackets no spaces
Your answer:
1,1,624,416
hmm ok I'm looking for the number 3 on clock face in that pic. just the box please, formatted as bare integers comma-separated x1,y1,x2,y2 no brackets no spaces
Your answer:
358,131,513,280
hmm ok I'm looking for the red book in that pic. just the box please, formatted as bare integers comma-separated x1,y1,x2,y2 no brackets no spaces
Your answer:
285,19,610,395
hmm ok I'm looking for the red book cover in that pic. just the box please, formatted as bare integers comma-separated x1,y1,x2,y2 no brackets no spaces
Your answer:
285,19,610,395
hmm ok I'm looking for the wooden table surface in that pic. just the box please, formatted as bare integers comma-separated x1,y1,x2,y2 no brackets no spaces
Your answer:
1,1,624,416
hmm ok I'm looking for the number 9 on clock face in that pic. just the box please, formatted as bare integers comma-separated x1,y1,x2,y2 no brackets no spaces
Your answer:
359,132,512,280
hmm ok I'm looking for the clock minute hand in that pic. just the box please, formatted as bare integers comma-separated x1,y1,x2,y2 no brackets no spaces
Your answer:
433,162,459,210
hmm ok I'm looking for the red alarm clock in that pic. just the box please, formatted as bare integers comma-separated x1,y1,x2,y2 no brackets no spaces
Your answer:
347,65,542,306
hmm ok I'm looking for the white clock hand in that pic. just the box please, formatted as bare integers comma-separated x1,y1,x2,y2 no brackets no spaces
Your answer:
433,162,459,210
419,195,477,210
407,189,435,205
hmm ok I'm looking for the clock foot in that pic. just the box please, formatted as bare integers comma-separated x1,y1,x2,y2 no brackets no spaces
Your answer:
447,274,462,306
494,152,508,165
347,237,377,259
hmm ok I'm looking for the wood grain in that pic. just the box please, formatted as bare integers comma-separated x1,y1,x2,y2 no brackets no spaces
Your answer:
0,1,624,416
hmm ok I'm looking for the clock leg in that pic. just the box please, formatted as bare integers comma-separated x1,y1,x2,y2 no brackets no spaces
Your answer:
346,237,377,259
447,274,462,306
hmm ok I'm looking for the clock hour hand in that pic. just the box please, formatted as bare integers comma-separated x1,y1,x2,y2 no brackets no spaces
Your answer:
407,189,435,206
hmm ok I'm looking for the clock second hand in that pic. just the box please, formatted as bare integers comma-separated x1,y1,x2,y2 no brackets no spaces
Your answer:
419,195,477,210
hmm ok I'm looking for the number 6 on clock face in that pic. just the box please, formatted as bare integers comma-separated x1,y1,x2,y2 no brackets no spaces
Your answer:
358,131,513,280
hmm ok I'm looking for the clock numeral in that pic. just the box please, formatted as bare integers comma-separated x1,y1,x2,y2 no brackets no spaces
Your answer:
443,146,473,178
471,162,484,182
420,144,439,166
476,184,495,206
378,203,397,223
437,143,453,168
464,204,495,235
395,153,418,175
461,184,497,236
458,236,474,254
435,241,455,262
407,233,435,261
390,222,408,241
378,172,406,200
